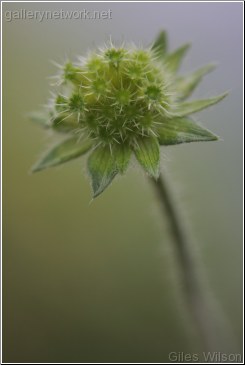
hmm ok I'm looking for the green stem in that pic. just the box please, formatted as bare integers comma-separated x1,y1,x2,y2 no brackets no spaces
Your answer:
150,172,218,351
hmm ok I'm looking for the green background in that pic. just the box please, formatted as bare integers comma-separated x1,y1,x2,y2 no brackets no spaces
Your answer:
2,2,243,363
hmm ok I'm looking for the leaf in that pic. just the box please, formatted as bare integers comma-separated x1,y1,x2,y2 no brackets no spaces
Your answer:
165,43,191,73
28,112,50,127
28,111,79,133
157,117,218,145
134,137,160,179
151,31,168,59
52,113,81,133
113,144,131,174
32,136,92,172
174,93,227,116
87,145,118,198
175,64,216,100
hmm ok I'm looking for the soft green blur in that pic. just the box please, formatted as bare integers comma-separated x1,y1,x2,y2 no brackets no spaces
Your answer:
2,2,243,363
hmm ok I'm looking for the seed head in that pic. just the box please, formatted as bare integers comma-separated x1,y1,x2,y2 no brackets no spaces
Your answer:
56,46,174,147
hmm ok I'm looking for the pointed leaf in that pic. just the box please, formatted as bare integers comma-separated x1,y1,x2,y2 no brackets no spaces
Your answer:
52,113,81,133
113,144,131,174
174,93,227,116
28,111,80,133
176,64,216,100
151,31,168,59
28,112,50,128
87,145,118,198
165,43,191,73
134,137,160,179
32,137,92,172
157,117,218,145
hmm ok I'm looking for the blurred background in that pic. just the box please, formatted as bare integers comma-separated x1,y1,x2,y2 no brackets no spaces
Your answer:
2,2,243,363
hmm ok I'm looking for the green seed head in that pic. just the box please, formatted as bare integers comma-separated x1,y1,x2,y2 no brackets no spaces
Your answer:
31,31,227,197
55,45,174,147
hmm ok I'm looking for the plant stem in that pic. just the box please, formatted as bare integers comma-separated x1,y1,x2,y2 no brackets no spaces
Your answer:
150,172,218,351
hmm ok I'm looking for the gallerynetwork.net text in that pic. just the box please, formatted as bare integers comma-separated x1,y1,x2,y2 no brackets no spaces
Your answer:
4,9,112,22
